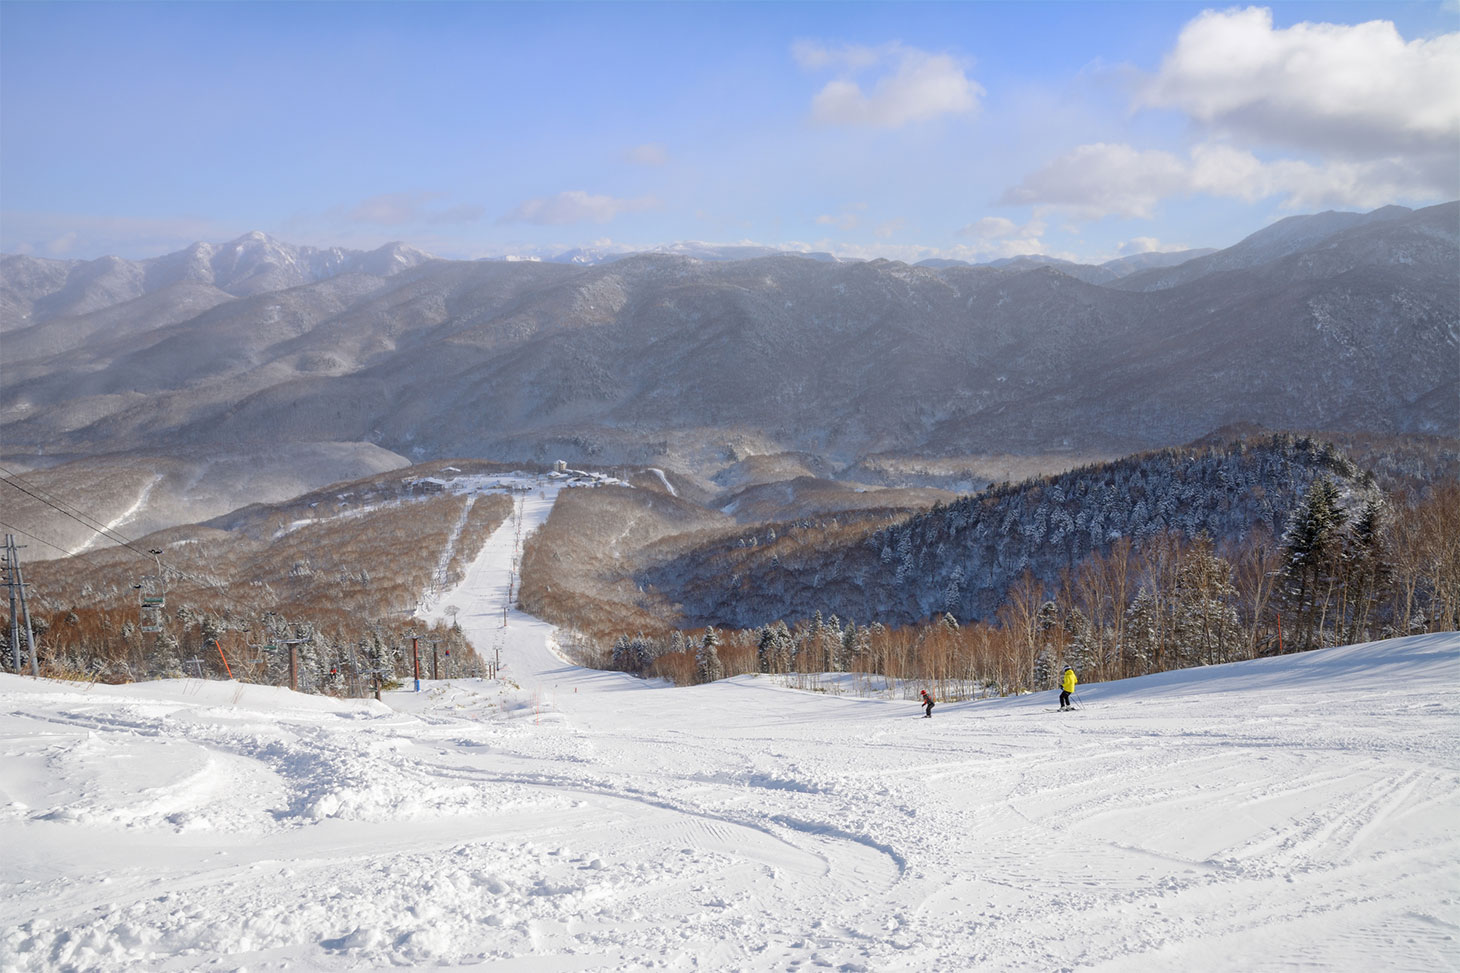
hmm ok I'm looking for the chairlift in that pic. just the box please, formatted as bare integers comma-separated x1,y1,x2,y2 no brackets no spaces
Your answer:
137,575,166,634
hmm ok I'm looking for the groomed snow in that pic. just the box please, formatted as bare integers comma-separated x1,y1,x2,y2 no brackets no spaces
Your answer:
3,476,1458,971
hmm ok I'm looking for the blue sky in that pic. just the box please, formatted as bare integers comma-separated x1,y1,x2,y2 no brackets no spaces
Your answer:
2,1,1456,264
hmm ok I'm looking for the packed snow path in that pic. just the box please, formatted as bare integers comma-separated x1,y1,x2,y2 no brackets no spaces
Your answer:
2,477,1458,971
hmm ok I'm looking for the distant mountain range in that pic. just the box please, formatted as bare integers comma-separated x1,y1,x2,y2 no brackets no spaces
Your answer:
1,232,434,325
2,202,1455,543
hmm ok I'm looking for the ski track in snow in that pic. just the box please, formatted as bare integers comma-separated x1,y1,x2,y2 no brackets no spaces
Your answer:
419,493,476,613
69,473,164,556
3,473,1459,972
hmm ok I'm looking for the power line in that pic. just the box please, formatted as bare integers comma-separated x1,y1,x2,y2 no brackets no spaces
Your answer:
0,465,156,561
0,520,74,559
0,464,452,635
0,464,126,532
0,466,239,605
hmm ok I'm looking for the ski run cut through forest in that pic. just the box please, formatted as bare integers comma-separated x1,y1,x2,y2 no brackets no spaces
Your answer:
2,477,1458,972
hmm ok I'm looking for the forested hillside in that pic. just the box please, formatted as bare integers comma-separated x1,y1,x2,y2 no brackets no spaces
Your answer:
8,462,532,691
521,434,1458,697
641,435,1380,628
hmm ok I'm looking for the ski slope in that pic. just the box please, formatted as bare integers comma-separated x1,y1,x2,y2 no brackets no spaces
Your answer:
2,476,1458,972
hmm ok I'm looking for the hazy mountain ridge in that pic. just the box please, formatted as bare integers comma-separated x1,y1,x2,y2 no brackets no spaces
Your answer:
1111,204,1419,292
540,242,843,265
1,232,434,328
2,204,1455,512
0,443,411,556
917,247,1217,284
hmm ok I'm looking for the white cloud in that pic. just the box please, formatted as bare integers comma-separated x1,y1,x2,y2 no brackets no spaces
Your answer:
626,143,669,166
1190,143,1448,210
1141,7,1460,160
796,41,983,128
951,215,1051,260
501,191,661,226
958,216,1020,240
1116,237,1185,256
1004,9,1460,226
1004,139,1453,219
1001,143,1190,219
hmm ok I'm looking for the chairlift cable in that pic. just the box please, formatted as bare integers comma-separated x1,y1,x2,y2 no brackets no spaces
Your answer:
0,466,158,561
1,465,459,677
0,520,74,559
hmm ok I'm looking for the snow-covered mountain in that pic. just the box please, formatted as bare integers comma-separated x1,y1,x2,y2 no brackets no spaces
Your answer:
1,203,1454,547
0,231,435,325
1112,204,1419,292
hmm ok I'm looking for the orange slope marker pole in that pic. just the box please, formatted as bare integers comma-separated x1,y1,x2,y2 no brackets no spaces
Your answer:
210,638,235,680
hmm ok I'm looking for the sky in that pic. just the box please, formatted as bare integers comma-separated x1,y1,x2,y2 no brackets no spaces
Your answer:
2,1,1457,265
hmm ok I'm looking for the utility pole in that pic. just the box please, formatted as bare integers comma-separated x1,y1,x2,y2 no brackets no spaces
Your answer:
3,535,38,677
5,537,18,674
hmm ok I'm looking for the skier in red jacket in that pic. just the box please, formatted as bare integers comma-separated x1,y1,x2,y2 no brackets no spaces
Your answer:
919,689,934,718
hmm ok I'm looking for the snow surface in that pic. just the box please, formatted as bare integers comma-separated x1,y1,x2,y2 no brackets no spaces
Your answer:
3,475,1459,972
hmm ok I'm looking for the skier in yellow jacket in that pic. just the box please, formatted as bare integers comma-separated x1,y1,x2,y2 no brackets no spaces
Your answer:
1059,667,1077,711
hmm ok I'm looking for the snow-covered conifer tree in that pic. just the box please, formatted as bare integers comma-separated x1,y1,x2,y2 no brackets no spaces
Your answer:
1123,589,1159,676
695,627,725,684
1280,477,1348,651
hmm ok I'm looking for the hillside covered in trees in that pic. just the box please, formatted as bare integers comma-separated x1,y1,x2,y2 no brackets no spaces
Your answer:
523,434,1457,697
645,435,1380,627
6,462,531,692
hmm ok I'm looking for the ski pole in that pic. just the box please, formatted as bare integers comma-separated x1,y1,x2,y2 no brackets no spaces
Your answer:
1072,691,1085,711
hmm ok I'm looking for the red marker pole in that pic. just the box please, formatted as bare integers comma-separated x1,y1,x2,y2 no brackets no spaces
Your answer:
412,636,421,692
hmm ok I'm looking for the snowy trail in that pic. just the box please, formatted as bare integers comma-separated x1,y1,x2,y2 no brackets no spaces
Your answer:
68,473,163,556
3,476,1458,971
419,492,476,612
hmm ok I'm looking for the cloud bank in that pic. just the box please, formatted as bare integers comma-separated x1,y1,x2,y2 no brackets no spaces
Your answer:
1006,7,1459,220
1141,7,1459,159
